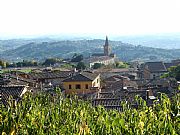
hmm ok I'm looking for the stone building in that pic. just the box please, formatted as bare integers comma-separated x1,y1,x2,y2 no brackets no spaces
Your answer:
84,36,116,68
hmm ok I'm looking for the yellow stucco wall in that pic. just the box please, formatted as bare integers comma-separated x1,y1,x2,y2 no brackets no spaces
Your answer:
63,75,100,91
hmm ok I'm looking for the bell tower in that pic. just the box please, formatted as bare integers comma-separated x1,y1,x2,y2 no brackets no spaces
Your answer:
104,36,111,56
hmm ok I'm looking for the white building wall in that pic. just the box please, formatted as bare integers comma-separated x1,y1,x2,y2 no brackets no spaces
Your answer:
89,58,115,68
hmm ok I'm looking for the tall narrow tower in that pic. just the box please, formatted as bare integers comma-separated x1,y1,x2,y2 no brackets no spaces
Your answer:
104,36,111,56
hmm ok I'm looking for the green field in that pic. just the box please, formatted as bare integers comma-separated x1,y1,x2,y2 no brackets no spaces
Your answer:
1,68,32,74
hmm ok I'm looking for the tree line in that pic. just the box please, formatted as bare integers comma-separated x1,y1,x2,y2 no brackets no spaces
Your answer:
0,59,38,68
0,53,130,70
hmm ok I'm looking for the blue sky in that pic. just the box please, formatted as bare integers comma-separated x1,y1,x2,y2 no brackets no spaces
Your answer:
0,0,180,38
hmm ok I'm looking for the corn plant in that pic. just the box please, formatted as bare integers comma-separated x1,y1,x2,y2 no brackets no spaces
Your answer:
0,90,179,135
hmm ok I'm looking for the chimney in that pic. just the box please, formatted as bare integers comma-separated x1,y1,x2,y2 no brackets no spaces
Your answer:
146,90,149,101
97,91,100,99
74,68,77,72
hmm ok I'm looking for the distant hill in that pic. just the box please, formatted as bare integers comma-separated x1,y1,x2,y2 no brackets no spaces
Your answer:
0,38,56,52
114,33,180,49
0,39,180,62
0,39,28,52
0,39,110,61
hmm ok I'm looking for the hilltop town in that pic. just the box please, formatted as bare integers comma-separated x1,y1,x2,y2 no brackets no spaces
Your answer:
1,0,180,133
1,36,180,111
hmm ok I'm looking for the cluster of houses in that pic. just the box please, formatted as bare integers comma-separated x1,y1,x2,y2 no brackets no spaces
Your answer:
1,59,179,110
138,60,180,79
1,37,180,111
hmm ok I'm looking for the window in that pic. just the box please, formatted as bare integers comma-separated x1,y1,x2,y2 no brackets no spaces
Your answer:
69,85,72,89
97,79,99,83
76,84,81,89
85,84,88,89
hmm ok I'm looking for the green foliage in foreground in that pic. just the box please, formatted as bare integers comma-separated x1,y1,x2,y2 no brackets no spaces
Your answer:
0,92,180,135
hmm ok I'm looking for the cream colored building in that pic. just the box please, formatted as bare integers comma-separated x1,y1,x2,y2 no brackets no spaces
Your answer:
62,71,100,94
84,36,116,68
84,56,115,68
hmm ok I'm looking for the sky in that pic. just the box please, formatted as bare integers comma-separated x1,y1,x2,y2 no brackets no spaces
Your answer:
0,0,180,38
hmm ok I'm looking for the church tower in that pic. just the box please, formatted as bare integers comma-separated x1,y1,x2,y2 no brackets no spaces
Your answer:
104,36,111,56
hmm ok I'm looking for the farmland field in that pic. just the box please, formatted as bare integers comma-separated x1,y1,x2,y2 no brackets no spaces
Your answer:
0,90,180,135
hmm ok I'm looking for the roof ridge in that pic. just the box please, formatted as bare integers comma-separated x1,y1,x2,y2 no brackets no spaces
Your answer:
78,73,91,79
162,62,167,70
0,85,26,87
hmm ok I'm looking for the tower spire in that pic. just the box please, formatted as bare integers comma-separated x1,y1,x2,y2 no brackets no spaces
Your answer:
105,35,109,46
104,36,111,56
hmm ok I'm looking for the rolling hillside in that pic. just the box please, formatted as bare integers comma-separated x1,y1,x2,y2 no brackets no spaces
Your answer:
1,39,180,62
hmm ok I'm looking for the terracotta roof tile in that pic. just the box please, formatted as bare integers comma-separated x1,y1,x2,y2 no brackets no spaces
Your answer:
29,71,72,79
63,71,99,82
0,85,27,104
145,62,167,72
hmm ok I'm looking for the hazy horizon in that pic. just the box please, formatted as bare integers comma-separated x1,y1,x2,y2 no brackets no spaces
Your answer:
1,0,180,39
1,32,180,40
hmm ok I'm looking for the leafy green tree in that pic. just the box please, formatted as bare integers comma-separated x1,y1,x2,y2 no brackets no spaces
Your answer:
32,60,38,66
115,61,129,68
93,63,103,69
7,60,38,67
60,63,75,69
71,54,83,62
43,58,62,66
7,62,17,68
0,59,7,68
168,65,180,81
76,62,86,70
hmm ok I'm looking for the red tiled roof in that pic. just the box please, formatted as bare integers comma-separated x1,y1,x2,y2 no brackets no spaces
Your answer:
1,85,27,104
63,71,99,82
29,71,72,79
